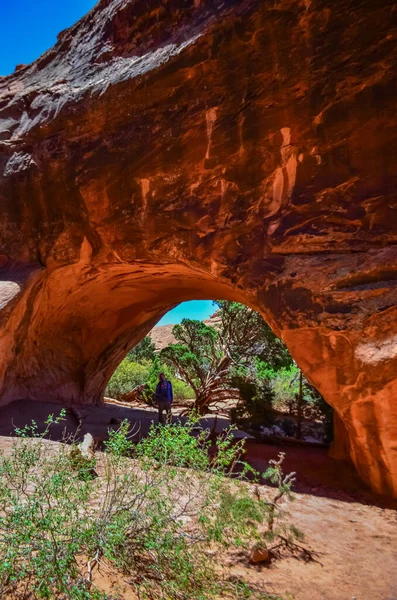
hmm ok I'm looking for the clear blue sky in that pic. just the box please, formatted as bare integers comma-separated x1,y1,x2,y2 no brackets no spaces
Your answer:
158,301,215,325
0,0,96,75
0,1,215,326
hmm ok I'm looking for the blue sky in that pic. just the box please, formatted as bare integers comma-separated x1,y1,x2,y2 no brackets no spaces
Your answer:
0,0,96,75
158,301,215,325
0,0,214,326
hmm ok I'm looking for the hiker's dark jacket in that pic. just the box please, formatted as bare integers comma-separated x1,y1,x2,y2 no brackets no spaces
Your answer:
155,380,173,403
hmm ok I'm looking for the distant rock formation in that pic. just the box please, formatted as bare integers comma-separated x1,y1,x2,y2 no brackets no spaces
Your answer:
149,324,178,352
149,311,221,351
0,0,396,496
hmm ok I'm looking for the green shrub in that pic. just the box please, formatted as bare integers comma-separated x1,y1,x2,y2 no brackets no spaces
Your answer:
0,413,299,599
126,336,156,362
267,365,300,410
106,355,194,402
256,361,333,435
105,359,150,398
171,377,195,401
231,375,275,426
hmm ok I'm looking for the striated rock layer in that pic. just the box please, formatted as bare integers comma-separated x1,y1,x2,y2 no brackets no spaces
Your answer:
0,0,396,495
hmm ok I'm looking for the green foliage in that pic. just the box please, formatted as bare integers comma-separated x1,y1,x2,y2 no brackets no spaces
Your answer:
106,359,149,398
172,377,195,401
106,355,194,402
14,409,67,438
231,375,275,426
135,415,210,470
0,412,102,599
207,491,264,547
103,420,133,456
160,302,292,413
126,335,156,362
0,413,297,600
231,360,333,441
256,361,333,436
161,320,220,393
262,453,303,547
216,301,292,370
259,364,301,410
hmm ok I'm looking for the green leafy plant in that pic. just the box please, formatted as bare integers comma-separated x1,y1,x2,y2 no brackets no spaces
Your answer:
231,374,275,427
259,453,318,563
255,362,333,441
106,356,194,403
262,452,300,545
0,413,301,599
105,359,150,399
160,302,291,414
126,335,156,362
103,420,133,457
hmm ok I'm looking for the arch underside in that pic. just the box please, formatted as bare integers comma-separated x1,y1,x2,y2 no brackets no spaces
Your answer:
0,0,396,496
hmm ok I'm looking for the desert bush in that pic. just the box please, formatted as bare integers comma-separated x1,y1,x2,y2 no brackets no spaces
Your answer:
126,335,156,362
255,361,333,440
0,412,301,599
105,359,150,398
160,302,292,413
106,356,194,402
171,377,195,401
230,375,275,427
256,363,319,417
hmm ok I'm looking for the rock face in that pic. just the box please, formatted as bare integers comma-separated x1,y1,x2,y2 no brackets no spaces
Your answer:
0,0,396,496
149,311,220,350
149,323,179,352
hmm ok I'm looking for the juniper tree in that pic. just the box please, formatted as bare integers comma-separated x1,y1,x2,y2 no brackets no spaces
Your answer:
160,302,291,413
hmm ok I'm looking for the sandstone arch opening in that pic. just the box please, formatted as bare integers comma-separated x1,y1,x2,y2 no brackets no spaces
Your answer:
0,0,396,500
0,1,396,597
105,298,333,449
1,255,397,498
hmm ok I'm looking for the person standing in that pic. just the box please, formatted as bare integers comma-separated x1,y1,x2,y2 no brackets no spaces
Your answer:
155,372,173,425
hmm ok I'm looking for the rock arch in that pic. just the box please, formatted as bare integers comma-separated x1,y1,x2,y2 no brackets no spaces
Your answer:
0,0,396,496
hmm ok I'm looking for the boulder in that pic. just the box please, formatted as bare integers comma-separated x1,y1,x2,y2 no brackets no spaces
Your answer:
249,546,271,565
69,433,97,478
79,433,95,460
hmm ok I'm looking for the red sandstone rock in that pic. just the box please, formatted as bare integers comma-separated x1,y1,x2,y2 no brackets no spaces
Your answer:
249,546,271,565
0,0,396,497
329,411,351,461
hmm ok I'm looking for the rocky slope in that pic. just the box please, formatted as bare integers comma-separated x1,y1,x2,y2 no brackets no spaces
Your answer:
0,0,396,496
149,311,221,350
149,324,176,352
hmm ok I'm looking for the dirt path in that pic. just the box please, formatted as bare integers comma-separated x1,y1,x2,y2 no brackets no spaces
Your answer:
225,491,397,600
0,399,396,600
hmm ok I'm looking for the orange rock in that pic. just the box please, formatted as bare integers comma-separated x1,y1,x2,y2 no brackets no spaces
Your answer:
0,0,396,499
249,546,271,565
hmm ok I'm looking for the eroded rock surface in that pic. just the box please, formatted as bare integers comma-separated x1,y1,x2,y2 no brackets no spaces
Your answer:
0,0,396,495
